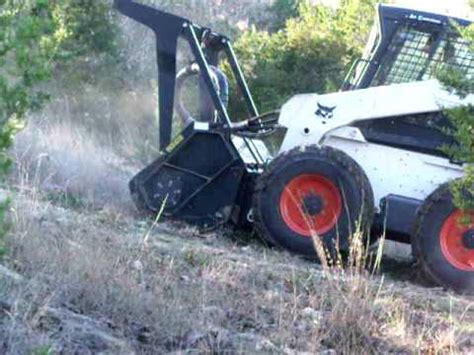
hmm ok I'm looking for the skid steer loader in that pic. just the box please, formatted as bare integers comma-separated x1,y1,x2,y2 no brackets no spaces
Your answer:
115,1,474,293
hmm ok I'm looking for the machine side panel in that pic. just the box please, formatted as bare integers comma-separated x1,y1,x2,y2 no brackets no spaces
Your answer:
278,80,473,153
322,126,463,207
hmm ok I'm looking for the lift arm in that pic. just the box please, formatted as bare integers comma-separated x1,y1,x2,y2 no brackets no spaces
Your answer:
114,0,186,149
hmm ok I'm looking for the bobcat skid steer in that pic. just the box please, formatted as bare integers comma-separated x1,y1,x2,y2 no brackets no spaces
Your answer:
115,1,474,293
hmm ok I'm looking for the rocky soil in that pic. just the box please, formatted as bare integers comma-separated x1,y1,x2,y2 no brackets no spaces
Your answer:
1,190,473,354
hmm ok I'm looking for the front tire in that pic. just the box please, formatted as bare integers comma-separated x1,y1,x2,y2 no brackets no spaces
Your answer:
412,184,474,294
252,145,374,258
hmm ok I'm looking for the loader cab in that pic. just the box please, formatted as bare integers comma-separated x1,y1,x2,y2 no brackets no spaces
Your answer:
342,4,473,91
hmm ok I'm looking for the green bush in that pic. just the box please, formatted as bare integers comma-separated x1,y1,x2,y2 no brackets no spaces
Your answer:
266,0,301,32
51,0,120,87
228,0,378,118
442,24,474,211
0,0,117,255
57,0,118,57
0,0,68,254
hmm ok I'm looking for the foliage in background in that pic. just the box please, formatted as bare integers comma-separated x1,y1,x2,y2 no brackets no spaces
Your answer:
0,0,66,256
0,0,117,256
266,0,301,32
52,0,120,87
228,0,378,118
58,0,117,57
443,23,474,211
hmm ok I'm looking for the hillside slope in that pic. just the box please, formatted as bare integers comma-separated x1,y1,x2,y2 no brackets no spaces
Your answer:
1,190,473,354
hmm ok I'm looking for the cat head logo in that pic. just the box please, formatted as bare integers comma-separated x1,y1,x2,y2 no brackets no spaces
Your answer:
315,102,336,119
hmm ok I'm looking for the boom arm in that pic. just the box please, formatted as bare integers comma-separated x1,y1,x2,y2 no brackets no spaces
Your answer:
114,0,186,149
114,0,262,152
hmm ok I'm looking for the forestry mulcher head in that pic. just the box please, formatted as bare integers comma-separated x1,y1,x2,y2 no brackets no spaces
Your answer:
115,1,474,294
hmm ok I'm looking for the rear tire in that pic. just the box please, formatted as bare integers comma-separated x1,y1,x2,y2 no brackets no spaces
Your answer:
412,183,474,294
252,145,374,258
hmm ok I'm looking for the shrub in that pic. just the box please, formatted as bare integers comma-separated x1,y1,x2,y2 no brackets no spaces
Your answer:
0,0,68,254
442,24,474,211
0,0,118,255
228,0,378,118
266,0,301,32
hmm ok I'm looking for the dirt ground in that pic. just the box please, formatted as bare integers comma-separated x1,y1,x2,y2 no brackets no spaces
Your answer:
1,190,472,354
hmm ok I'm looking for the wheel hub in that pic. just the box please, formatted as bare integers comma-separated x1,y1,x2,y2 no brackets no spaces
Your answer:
440,210,474,271
279,174,342,237
463,230,474,250
302,194,324,216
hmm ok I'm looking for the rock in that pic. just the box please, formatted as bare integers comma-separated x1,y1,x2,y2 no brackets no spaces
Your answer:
302,307,322,322
130,260,143,271
283,349,312,355
320,349,337,355
234,332,278,353
382,240,413,262
37,307,134,354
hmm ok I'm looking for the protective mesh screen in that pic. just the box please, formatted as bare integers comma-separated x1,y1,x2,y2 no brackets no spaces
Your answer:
372,22,473,86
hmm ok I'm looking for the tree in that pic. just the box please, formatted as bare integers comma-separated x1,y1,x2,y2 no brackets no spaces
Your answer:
267,0,301,32
0,0,117,256
0,0,67,256
51,0,120,87
442,23,474,212
228,0,378,118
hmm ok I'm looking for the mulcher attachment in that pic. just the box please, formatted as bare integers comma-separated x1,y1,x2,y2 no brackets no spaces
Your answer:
115,1,266,227
129,123,246,227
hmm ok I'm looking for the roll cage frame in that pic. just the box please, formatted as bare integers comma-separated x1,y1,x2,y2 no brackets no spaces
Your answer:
342,4,473,91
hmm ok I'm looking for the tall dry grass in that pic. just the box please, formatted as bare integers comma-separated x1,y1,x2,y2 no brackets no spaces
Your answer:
1,1,473,353
5,155,471,354
309,228,470,353
3,190,471,353
10,119,137,214
2,150,473,353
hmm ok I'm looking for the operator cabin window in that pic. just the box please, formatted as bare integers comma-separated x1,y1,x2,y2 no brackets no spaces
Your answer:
426,32,474,78
372,22,474,86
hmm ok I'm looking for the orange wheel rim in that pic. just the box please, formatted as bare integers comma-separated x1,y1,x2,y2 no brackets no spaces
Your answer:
440,210,474,272
279,174,342,237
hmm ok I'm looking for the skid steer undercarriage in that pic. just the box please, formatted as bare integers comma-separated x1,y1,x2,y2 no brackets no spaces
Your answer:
115,1,474,293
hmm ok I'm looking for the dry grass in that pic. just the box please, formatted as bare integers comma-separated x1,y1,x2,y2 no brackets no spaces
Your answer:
27,84,161,164
0,3,472,351
0,85,470,354
1,106,472,353
10,119,138,214
1,184,472,353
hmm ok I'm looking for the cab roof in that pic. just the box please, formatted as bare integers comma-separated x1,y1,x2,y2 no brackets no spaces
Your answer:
379,4,472,27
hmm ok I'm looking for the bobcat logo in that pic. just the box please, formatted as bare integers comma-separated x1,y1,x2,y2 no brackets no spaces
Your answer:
315,102,336,119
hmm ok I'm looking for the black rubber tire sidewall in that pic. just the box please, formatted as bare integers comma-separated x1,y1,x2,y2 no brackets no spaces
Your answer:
413,184,474,294
254,146,373,257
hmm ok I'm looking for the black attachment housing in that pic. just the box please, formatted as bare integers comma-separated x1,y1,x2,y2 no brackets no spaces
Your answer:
129,123,248,227
115,1,266,227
